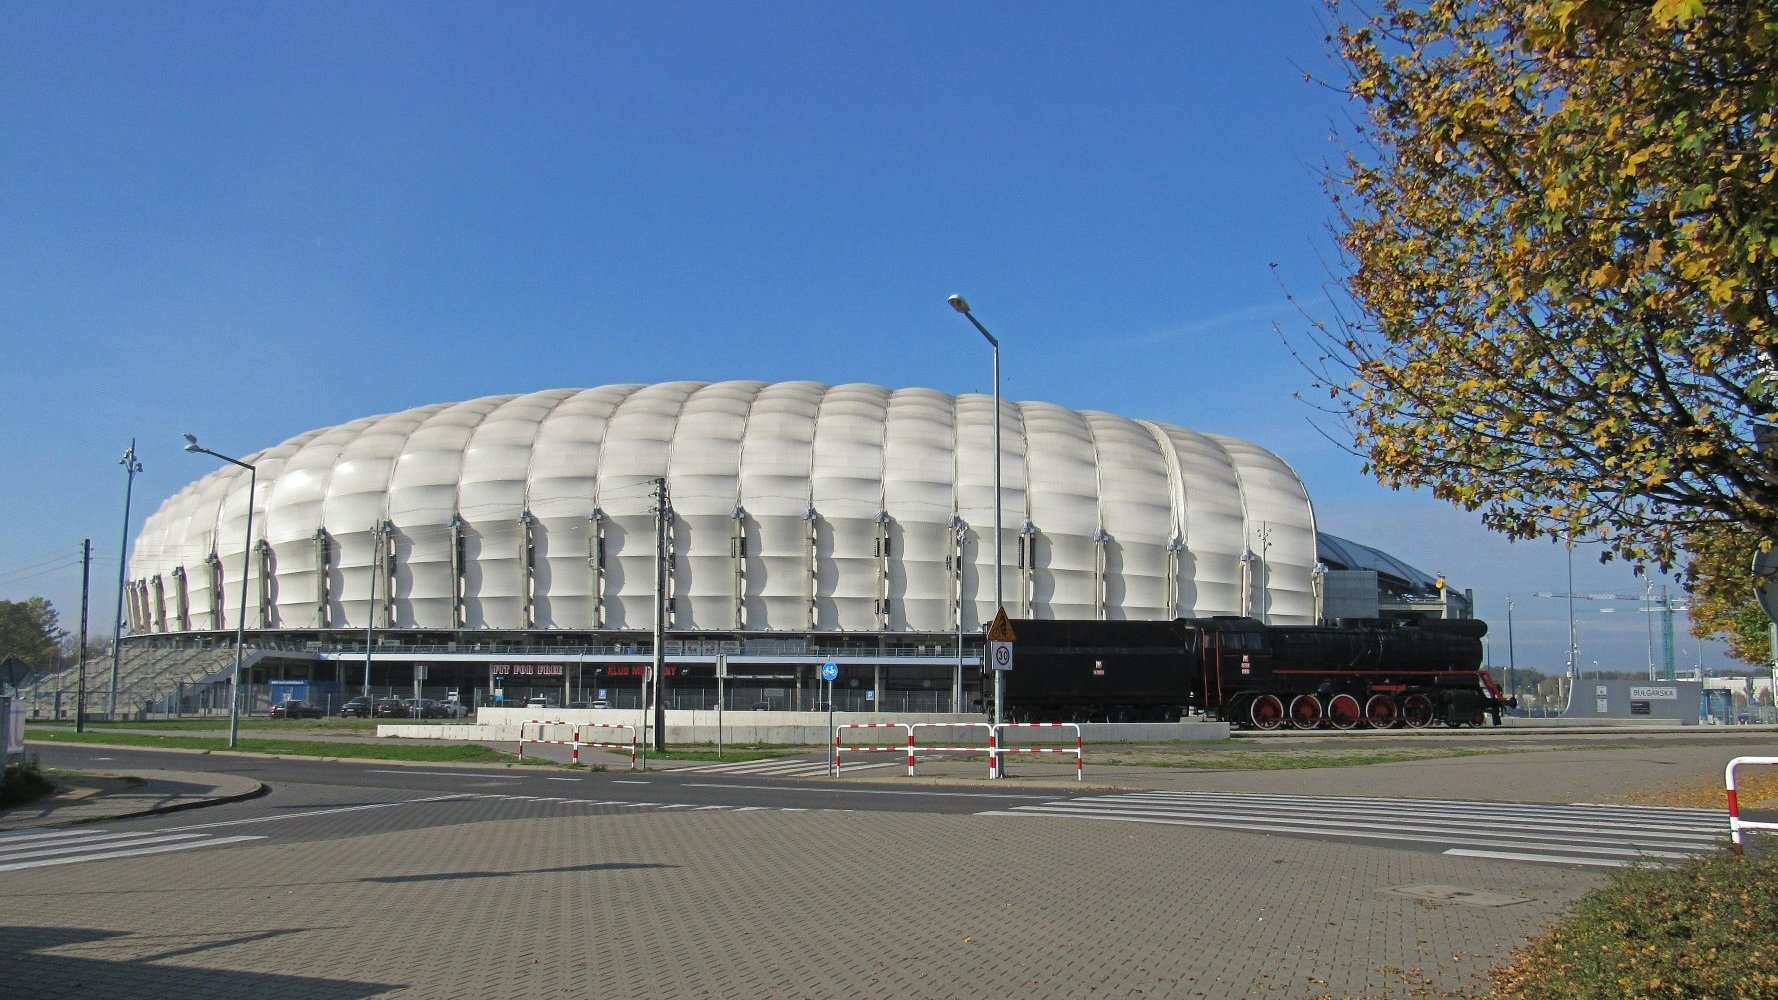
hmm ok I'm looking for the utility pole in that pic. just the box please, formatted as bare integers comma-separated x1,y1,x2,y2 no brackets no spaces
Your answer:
652,477,668,753
76,539,91,733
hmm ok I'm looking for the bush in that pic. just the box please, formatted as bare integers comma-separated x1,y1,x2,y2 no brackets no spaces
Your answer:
1491,844,1778,1000
0,755,56,807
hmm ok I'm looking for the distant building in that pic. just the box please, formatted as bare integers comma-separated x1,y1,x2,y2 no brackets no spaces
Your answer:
1315,532,1472,622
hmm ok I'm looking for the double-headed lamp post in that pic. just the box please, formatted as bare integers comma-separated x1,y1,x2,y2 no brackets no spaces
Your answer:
183,433,256,749
108,441,143,722
946,294,1003,739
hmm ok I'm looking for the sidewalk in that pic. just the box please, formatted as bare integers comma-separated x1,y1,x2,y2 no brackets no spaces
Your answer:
0,767,265,831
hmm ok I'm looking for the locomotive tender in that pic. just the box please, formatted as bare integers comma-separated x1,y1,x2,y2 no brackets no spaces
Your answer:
1000,616,1515,729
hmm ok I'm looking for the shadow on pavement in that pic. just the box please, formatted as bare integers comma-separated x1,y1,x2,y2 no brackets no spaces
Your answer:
0,924,399,999
364,861,673,883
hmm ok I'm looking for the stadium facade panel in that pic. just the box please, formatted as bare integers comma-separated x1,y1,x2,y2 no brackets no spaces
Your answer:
125,381,1319,636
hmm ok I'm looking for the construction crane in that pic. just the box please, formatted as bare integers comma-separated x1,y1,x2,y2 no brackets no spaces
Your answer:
1531,589,1688,681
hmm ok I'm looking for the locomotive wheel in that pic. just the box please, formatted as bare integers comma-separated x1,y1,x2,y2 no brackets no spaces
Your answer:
1249,694,1285,731
1288,694,1323,729
1471,709,1487,727
1363,695,1399,729
1400,694,1434,729
1326,694,1362,730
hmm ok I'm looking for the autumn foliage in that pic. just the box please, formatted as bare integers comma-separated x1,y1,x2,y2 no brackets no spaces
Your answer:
1311,0,1778,571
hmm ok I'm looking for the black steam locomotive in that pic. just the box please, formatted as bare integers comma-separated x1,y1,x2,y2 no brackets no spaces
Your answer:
998,616,1514,729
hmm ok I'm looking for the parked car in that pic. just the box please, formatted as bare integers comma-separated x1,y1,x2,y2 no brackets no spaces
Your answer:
373,698,410,719
436,699,470,719
340,696,373,719
269,700,324,720
525,695,550,709
406,698,442,718
568,699,610,710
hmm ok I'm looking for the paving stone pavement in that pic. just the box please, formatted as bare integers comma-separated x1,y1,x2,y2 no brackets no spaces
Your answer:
0,798,1600,999
4,733,1763,999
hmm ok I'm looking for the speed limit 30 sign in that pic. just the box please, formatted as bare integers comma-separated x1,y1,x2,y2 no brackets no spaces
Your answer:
989,640,1014,671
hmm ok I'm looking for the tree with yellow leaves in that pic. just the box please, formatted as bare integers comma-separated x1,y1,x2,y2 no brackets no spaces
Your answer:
1308,0,1778,574
1682,524,1773,663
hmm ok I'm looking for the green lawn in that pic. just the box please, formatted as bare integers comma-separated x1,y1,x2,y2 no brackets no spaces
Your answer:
1088,741,1509,770
24,727,520,763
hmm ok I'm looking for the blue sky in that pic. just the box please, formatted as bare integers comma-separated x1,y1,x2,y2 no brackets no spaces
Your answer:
0,2,1737,678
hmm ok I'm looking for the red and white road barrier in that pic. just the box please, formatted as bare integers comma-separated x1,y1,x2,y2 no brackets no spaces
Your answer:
824,720,1087,781
908,722,998,779
515,719,565,759
517,719,638,769
995,723,1084,781
1727,756,1778,856
569,722,639,769
831,723,913,775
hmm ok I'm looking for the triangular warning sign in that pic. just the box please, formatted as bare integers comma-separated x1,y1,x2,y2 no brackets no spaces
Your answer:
987,606,1016,642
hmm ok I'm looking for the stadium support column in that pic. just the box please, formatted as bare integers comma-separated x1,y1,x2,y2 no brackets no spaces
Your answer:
652,477,668,753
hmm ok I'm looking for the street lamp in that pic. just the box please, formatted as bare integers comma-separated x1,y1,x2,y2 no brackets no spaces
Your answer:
1506,596,1518,706
183,433,256,749
107,441,143,722
947,294,1003,741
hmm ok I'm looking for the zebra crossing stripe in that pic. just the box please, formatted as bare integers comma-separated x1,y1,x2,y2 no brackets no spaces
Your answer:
1024,793,1713,839
980,791,1724,866
1087,792,1725,830
0,828,190,849
0,832,213,863
979,809,1692,863
0,835,266,873
1445,848,1634,868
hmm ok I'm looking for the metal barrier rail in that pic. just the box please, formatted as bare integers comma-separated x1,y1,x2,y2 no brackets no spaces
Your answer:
831,723,914,776
1727,756,1778,855
516,719,639,769
568,722,638,769
515,718,565,759
823,720,1086,781
909,722,998,779
995,722,1084,781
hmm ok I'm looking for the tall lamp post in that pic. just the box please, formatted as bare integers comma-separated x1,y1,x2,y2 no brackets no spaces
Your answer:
183,433,256,749
946,294,1003,740
107,441,143,722
1505,596,1517,707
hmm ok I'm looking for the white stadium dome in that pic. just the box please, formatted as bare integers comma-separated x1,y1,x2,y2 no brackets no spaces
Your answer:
125,381,1319,636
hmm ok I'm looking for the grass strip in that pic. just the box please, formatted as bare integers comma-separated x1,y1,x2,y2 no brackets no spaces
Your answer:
1490,844,1778,1000
30,718,417,733
1092,745,1502,770
24,728,520,764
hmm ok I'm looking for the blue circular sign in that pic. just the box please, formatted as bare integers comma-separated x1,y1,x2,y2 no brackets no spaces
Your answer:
821,661,839,682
